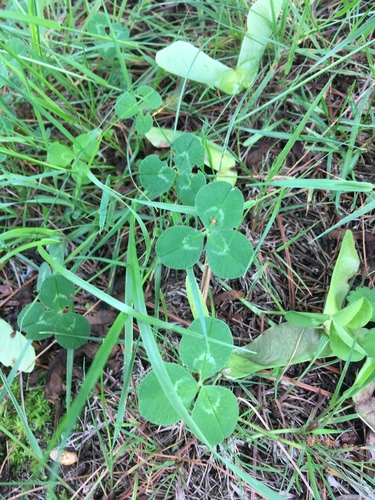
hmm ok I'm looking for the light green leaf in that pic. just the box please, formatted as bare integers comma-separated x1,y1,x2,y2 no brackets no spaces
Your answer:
138,363,198,425
136,85,162,110
324,230,360,315
135,112,153,135
185,273,209,319
333,298,373,329
347,287,375,322
196,182,244,231
224,322,332,379
155,41,240,95
191,386,238,445
39,275,75,312
176,171,206,206
54,313,91,349
206,230,253,279
47,142,74,167
361,329,375,357
180,317,233,380
285,311,329,328
73,131,100,161
329,320,366,362
0,319,35,373
139,154,175,196
115,92,138,119
156,226,204,269
237,0,283,88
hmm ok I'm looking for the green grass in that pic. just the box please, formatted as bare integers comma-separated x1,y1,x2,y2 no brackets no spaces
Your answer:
1,0,375,498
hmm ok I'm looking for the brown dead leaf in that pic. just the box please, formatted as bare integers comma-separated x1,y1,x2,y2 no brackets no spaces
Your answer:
214,290,244,305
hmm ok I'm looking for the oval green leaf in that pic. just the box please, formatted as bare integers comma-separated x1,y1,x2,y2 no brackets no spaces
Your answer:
176,171,206,206
39,275,75,312
115,92,138,119
156,226,204,269
196,182,244,231
138,363,198,426
18,303,56,341
180,317,233,380
172,135,205,171
191,385,238,446
54,313,91,349
139,154,175,196
206,230,253,279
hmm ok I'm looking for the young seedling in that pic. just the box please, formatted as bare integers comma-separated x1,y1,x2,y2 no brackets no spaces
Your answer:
155,0,283,95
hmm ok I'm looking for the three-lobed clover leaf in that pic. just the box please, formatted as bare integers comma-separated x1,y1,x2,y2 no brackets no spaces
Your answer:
18,274,90,350
139,154,175,196
138,363,199,425
156,181,254,279
179,317,233,380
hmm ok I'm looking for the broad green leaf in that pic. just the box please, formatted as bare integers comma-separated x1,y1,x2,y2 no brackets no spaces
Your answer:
73,131,100,161
136,85,162,110
138,363,198,425
135,112,153,135
361,329,375,357
18,303,56,340
139,155,175,196
333,298,373,329
329,321,366,362
237,0,283,88
224,322,332,379
176,171,206,206
0,319,35,373
191,386,238,445
54,313,91,349
180,317,233,380
206,230,253,279
285,311,329,328
172,135,205,171
39,275,75,312
115,92,138,119
155,41,240,95
156,226,204,269
47,142,74,167
347,287,375,322
196,182,244,231
324,230,360,315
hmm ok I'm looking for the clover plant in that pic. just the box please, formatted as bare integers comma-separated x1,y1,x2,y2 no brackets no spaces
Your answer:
156,181,253,279
47,129,101,187
18,274,90,350
138,315,238,446
144,127,238,187
155,0,283,95
115,85,162,134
